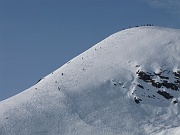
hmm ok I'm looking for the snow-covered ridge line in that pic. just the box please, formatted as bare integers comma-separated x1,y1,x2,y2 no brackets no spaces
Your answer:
0,26,179,135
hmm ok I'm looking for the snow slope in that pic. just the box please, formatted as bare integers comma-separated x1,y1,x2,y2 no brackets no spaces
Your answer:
0,26,179,135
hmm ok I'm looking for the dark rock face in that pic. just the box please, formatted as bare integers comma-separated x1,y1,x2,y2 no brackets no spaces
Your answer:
159,76,169,80
162,81,178,90
37,78,44,83
137,84,144,89
134,97,142,104
136,70,152,82
174,71,180,78
173,100,178,104
134,69,179,104
157,91,173,99
136,70,179,91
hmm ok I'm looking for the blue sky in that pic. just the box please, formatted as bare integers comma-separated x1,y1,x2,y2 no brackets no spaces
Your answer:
1,0,180,101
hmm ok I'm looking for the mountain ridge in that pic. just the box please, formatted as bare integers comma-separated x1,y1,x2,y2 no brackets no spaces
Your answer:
0,26,180,135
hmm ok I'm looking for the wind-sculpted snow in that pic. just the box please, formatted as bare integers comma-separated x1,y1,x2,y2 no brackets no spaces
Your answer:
0,26,180,135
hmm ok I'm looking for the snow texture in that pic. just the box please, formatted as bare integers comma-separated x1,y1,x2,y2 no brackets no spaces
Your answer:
0,26,179,135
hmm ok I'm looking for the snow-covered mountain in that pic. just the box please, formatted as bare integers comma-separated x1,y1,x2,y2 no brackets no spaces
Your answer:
0,26,179,135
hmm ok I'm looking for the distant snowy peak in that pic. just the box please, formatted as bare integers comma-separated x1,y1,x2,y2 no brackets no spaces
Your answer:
34,26,180,109
0,26,180,135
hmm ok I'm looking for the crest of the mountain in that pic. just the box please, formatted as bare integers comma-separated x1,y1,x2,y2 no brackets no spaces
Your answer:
0,26,179,135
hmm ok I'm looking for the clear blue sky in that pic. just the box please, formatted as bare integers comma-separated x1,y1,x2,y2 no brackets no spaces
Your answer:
1,0,180,101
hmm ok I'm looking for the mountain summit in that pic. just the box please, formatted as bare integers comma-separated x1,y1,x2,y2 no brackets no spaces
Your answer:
0,26,179,135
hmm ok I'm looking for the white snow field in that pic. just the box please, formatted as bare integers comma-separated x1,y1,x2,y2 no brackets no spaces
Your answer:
0,26,180,135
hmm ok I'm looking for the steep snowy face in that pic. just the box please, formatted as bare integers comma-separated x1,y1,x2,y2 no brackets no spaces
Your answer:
0,26,179,135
